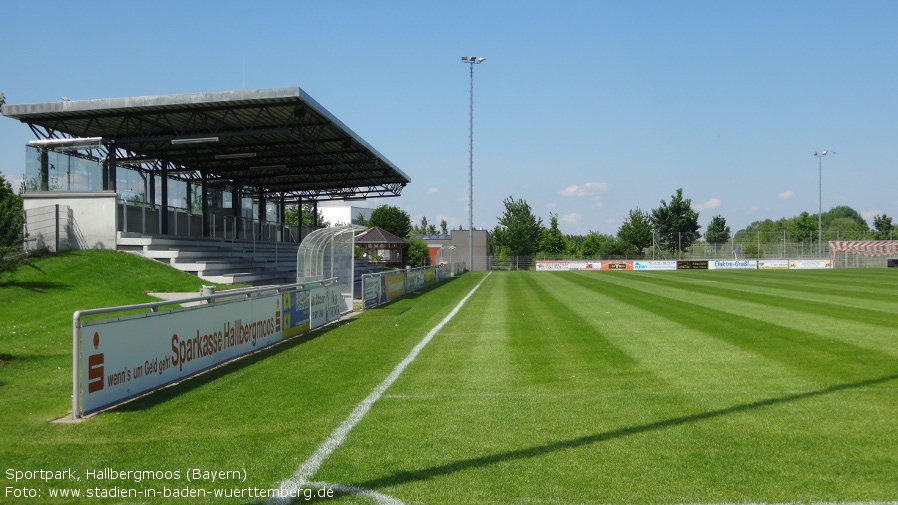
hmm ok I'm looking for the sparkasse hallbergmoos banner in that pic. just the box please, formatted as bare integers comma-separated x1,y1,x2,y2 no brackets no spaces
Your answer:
77,285,341,416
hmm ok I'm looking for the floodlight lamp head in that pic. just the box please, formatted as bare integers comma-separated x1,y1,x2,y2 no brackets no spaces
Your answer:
477,57,486,63
461,55,468,61
821,150,827,155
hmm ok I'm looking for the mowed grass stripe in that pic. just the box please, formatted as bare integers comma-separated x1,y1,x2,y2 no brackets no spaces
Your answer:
318,272,719,504
558,272,898,383
736,269,898,300
536,272,824,402
620,270,898,360
315,271,898,504
630,270,897,329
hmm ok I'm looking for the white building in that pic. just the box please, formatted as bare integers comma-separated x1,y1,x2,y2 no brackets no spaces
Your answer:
318,204,374,227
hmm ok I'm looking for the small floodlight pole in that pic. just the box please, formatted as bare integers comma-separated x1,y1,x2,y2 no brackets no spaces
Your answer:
462,55,485,271
813,150,827,258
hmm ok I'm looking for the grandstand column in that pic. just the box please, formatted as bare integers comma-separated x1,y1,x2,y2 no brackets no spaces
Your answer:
160,159,169,234
103,140,118,191
104,142,117,191
258,187,266,241
201,171,210,237
231,181,240,240
38,147,49,191
279,193,286,242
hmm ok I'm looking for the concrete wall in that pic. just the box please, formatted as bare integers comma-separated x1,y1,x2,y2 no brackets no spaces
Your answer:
22,191,118,251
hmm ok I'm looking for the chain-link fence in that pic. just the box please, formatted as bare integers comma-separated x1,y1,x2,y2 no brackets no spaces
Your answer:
488,232,898,270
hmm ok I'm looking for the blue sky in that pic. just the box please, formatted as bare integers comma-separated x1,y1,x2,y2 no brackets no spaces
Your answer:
2,0,896,236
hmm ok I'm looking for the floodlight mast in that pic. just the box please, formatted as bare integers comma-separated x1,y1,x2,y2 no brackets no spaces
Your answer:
461,55,485,271
813,150,834,258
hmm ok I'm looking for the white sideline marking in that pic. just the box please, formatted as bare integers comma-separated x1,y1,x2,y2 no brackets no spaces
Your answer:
269,273,492,505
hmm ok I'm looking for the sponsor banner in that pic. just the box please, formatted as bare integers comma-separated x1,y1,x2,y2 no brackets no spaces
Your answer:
709,260,758,270
677,260,709,270
310,286,328,329
888,258,898,268
424,268,436,286
570,261,600,270
363,276,381,309
81,295,282,415
601,261,632,271
789,259,832,269
383,271,407,301
633,260,677,271
758,260,790,270
282,289,311,338
407,269,424,291
325,283,341,324
535,261,570,271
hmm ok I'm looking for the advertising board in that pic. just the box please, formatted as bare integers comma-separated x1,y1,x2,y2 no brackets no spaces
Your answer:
676,260,709,270
363,275,381,309
535,261,570,271
633,261,677,271
758,260,790,270
709,260,758,270
282,289,311,338
382,271,407,301
80,294,283,415
601,261,632,271
789,259,832,269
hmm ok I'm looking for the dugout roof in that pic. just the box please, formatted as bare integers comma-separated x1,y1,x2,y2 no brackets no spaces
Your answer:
1,87,410,202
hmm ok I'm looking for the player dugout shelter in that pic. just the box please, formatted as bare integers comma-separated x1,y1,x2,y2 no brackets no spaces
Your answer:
1,87,411,245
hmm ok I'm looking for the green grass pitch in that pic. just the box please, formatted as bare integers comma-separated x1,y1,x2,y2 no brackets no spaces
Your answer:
2,252,897,504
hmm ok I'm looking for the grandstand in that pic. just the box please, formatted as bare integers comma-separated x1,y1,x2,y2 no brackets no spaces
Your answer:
1,88,412,284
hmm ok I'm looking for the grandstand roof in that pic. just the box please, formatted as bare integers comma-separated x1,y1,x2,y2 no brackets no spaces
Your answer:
1,87,410,202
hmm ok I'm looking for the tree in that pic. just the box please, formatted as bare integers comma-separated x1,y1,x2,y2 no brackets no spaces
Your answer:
650,188,701,253
0,174,24,248
491,196,542,257
827,217,867,240
823,205,867,230
416,216,429,235
872,213,896,240
579,232,607,257
284,203,329,228
617,208,653,253
704,215,731,245
406,237,430,267
439,219,448,235
538,213,568,256
1,173,36,280
368,204,411,238
788,211,816,243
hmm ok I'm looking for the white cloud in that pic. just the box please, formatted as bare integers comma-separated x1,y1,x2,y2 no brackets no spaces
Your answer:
695,197,721,211
778,190,793,200
560,213,581,225
545,202,557,209
559,182,610,198
427,187,439,194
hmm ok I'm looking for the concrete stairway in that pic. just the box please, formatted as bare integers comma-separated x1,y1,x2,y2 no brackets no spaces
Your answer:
117,232,299,286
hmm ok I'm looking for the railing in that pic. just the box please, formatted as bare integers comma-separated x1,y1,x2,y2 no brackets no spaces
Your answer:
117,200,289,242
